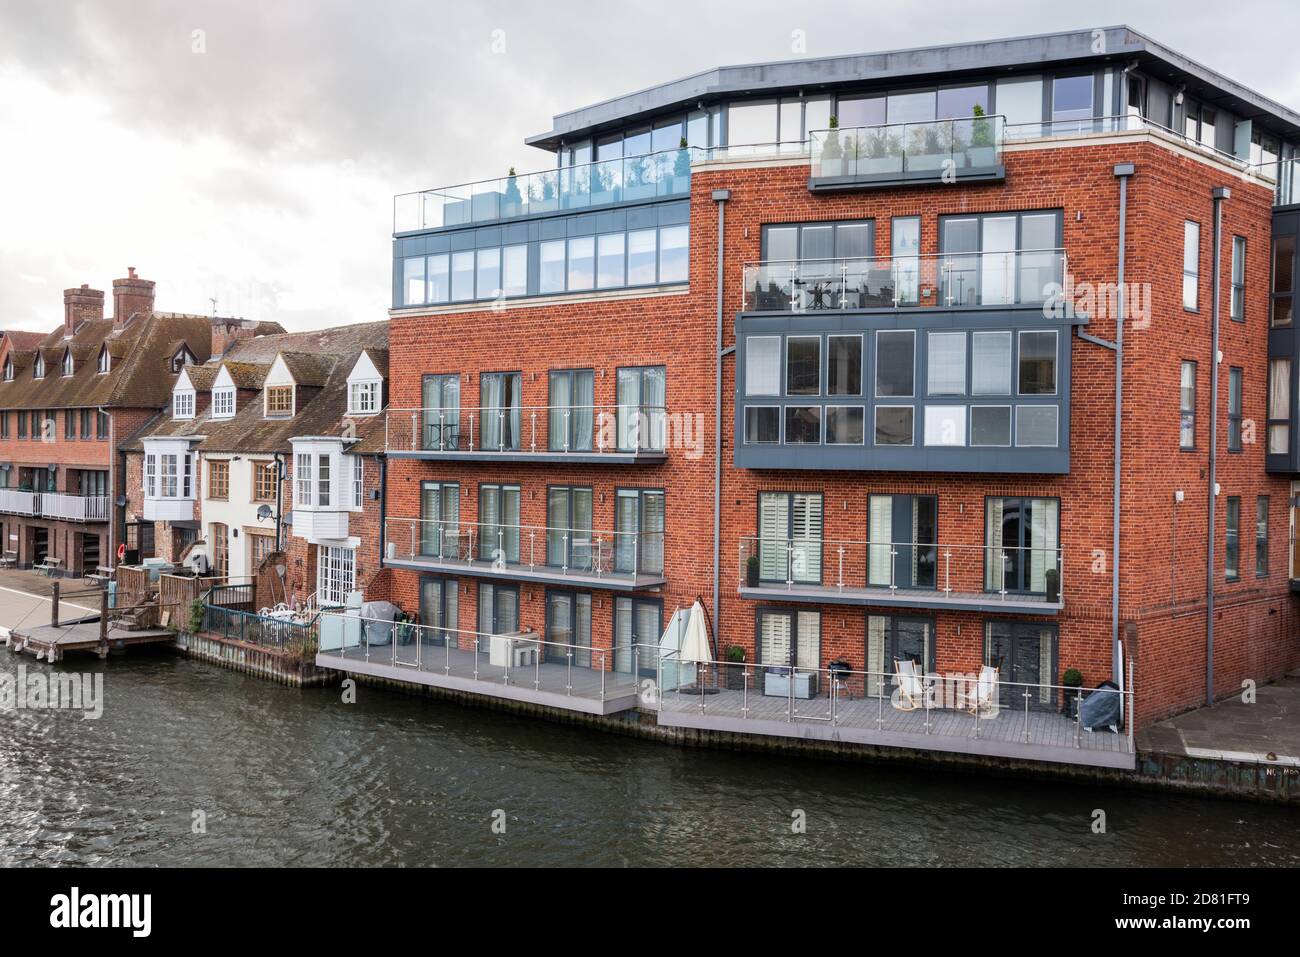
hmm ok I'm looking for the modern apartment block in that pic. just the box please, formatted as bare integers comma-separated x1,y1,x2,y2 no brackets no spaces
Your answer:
0,271,219,575
350,25,1300,764
121,321,389,610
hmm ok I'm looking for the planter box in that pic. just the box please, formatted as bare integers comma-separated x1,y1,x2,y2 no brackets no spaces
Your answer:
763,670,818,699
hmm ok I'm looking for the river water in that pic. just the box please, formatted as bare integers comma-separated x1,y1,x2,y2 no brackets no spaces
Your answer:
1,651,1297,867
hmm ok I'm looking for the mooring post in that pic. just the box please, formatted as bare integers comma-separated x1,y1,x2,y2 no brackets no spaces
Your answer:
99,588,109,641
51,581,60,628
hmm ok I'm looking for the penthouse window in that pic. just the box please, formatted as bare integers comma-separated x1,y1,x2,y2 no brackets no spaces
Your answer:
400,220,689,307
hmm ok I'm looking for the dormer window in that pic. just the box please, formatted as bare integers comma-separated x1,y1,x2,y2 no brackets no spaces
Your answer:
33,355,45,379
172,348,194,374
212,387,235,419
265,385,294,418
173,390,195,419
348,380,380,415
97,346,110,374
61,350,74,377
3,358,12,382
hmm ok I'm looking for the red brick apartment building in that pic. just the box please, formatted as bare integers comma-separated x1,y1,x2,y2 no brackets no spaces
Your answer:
331,25,1300,766
0,270,222,575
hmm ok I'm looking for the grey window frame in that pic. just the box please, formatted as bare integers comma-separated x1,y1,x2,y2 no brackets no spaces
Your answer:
1225,495,1240,581
1180,360,1197,450
1228,366,1243,452
1256,495,1270,578
1230,235,1246,322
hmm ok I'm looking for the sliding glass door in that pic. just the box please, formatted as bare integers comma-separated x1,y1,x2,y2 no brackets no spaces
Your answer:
984,496,1060,595
480,372,522,451
867,494,937,588
614,596,660,676
477,583,519,652
546,590,592,666
758,492,823,584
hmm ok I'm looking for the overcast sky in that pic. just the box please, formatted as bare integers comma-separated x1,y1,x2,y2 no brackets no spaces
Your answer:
1,0,1297,332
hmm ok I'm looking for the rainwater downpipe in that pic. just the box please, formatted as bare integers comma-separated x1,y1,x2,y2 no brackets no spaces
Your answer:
711,189,730,648
1206,185,1230,707
1111,163,1134,685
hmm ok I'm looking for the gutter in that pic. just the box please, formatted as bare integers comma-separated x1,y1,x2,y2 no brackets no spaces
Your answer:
711,189,730,650
1207,185,1231,707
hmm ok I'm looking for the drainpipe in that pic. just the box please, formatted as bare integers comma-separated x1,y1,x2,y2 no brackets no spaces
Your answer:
711,188,730,650
1206,185,1231,707
274,453,284,551
378,454,387,567
1112,163,1134,685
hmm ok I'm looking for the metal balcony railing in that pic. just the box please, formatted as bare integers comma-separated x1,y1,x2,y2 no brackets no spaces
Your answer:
385,517,665,582
657,653,1134,760
741,249,1067,312
809,115,1005,180
384,404,669,456
738,536,1063,605
0,489,109,522
394,147,704,233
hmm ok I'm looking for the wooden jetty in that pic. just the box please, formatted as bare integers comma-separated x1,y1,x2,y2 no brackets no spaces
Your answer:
4,582,175,663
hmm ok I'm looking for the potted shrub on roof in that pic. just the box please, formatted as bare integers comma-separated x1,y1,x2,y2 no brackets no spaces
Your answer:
819,115,844,177
967,103,997,169
503,166,522,217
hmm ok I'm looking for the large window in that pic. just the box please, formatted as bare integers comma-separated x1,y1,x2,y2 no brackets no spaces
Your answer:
421,373,461,451
985,497,1060,596
253,461,277,503
1272,235,1294,328
480,372,522,451
868,495,937,589
318,545,356,607
616,366,666,452
984,621,1058,708
546,485,593,570
866,615,934,696
1183,221,1201,311
1269,359,1291,454
146,451,193,500
756,609,821,674
939,211,1061,306
478,484,520,564
1230,236,1246,323
419,481,460,558
615,488,665,575
1050,74,1094,127
546,591,592,667
1226,496,1240,581
548,369,594,452
1180,361,1197,450
1228,367,1243,452
758,492,822,584
403,225,686,307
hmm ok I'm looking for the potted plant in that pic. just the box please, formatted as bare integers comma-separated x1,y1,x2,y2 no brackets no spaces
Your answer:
967,103,996,169
503,166,522,216
672,135,692,191
745,554,760,587
819,115,844,177
1062,667,1084,717
725,645,748,690
1045,567,1061,604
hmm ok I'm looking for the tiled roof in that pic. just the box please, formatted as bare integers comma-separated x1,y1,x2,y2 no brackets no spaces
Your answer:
123,321,389,456
0,313,216,411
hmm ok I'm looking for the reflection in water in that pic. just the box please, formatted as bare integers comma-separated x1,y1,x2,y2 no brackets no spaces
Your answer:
0,652,1296,867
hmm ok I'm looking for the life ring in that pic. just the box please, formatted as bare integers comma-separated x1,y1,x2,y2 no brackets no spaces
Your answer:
116,542,126,562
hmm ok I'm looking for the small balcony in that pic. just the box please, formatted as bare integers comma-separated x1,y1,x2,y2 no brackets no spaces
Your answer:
384,405,670,465
808,116,1005,192
315,613,642,715
741,249,1066,313
394,147,701,234
737,536,1063,615
383,517,667,591
656,656,1133,769
0,489,109,522
142,495,194,523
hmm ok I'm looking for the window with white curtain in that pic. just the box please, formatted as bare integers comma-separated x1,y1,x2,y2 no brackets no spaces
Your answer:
616,366,666,451
757,609,820,671
927,332,966,395
984,497,1059,595
1268,358,1291,454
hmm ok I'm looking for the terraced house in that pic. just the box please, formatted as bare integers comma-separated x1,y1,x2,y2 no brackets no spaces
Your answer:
321,24,1300,770
0,270,216,575
122,320,389,611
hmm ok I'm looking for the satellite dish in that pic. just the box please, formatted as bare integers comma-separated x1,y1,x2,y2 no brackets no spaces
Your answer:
256,504,273,521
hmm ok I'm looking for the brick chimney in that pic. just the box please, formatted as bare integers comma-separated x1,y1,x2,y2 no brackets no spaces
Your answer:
210,317,258,359
112,267,155,329
63,285,104,336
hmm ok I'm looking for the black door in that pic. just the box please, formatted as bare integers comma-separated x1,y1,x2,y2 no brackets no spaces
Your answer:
984,621,1058,710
